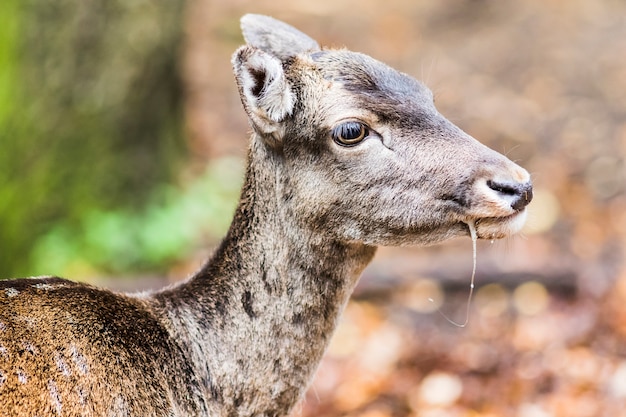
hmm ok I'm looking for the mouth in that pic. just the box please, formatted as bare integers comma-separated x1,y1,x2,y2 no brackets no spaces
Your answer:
469,209,528,240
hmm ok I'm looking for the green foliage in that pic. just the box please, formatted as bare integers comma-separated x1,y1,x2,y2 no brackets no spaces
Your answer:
0,0,189,278
29,159,243,278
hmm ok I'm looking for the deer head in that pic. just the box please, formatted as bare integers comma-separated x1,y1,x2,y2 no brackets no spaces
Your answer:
233,15,532,247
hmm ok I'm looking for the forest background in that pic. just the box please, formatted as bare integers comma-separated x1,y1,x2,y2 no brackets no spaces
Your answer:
1,0,625,415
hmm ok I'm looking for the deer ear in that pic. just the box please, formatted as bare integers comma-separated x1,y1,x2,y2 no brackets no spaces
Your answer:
240,14,321,60
232,46,295,142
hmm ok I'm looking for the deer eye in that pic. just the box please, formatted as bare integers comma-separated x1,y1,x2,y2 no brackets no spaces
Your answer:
331,122,368,146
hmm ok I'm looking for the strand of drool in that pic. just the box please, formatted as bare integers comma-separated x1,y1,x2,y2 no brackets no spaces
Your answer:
429,220,478,327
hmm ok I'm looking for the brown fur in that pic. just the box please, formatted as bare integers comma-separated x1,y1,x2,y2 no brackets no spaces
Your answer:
0,15,532,416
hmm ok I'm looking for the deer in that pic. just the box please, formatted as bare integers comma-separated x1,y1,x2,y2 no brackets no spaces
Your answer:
0,14,532,417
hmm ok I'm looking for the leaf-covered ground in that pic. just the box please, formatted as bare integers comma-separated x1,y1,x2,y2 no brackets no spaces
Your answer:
297,276,626,416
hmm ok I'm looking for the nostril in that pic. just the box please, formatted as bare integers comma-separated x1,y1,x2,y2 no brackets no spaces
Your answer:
487,180,518,196
487,180,533,211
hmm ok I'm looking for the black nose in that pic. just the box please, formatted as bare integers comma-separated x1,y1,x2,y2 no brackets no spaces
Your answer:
487,180,533,211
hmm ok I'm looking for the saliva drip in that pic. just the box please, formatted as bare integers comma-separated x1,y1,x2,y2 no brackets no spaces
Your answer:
429,219,478,328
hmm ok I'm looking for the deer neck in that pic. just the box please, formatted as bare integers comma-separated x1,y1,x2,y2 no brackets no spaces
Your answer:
152,138,376,416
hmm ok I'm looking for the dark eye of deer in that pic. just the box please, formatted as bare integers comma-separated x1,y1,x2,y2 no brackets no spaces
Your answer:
331,122,368,146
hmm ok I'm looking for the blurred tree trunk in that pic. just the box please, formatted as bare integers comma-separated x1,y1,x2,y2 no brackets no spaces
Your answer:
0,0,186,277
